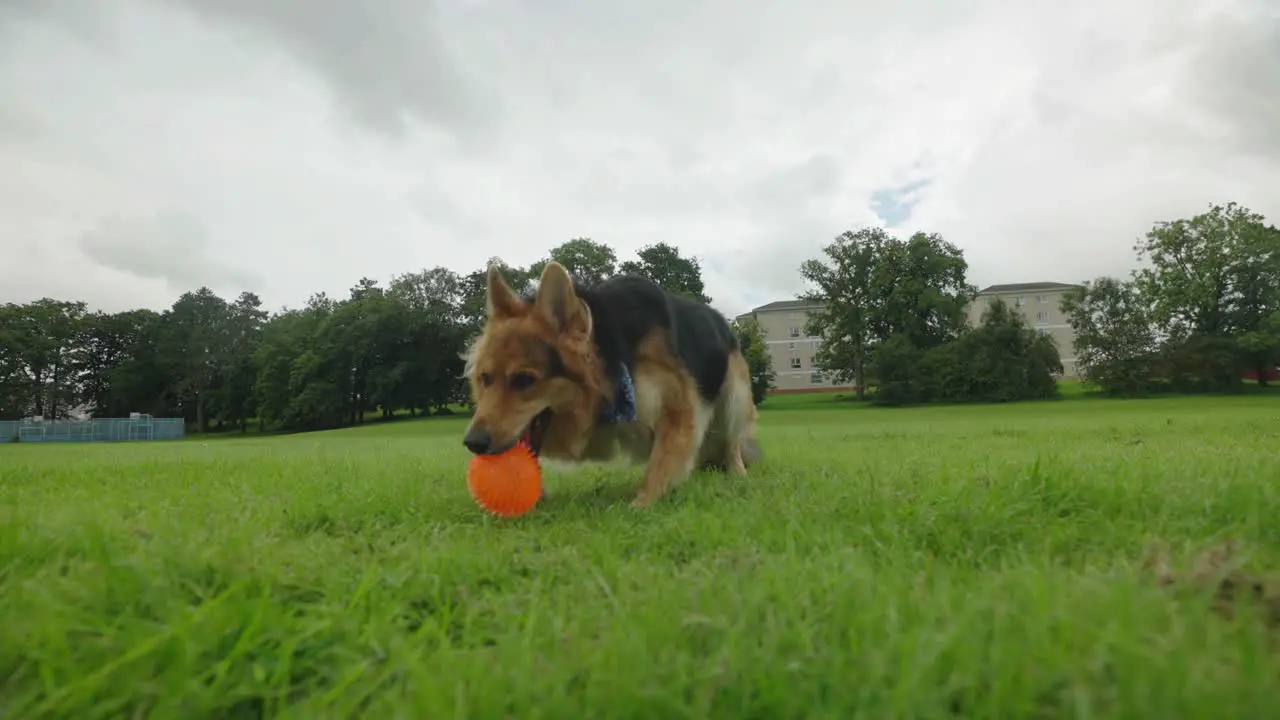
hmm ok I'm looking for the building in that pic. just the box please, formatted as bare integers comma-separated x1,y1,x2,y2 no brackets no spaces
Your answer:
740,280,1083,393
736,299,848,393
967,282,1082,378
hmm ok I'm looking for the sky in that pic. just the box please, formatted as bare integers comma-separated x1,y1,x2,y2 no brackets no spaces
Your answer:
2,0,1278,319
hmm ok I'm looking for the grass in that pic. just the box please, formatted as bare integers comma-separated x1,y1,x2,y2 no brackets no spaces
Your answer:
2,391,1280,718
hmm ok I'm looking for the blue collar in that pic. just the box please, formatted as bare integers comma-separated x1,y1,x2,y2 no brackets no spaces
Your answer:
599,363,637,424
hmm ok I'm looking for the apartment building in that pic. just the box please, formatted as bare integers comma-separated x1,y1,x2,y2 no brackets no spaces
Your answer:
741,280,1083,393
967,282,1082,378
736,299,848,392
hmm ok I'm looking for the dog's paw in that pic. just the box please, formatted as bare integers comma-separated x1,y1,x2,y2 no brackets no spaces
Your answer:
629,494,656,509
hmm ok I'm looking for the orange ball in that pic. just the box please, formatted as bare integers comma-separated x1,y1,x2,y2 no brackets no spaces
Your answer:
466,443,543,518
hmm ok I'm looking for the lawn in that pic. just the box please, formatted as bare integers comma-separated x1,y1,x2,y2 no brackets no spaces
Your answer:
2,392,1279,718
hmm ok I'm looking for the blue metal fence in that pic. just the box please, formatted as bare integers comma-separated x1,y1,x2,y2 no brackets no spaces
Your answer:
0,415,186,443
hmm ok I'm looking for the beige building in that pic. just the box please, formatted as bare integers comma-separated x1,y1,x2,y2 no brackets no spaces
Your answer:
967,282,1081,378
741,280,1082,393
736,299,847,392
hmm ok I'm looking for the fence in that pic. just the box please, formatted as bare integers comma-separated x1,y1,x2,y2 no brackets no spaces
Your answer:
0,415,186,444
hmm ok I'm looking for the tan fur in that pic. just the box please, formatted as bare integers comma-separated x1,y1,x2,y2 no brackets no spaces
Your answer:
465,261,760,508
465,264,605,456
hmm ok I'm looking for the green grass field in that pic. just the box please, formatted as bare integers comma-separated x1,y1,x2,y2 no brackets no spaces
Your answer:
3,391,1280,718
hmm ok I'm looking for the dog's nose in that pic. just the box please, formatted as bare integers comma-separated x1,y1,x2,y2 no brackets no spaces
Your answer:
462,428,492,455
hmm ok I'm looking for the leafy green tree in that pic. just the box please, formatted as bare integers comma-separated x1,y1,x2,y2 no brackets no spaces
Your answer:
866,333,926,405
459,257,533,335
528,237,618,287
389,267,468,415
801,228,974,399
74,309,158,417
869,232,976,350
0,299,87,418
164,288,233,432
941,298,1062,403
106,312,183,418
1134,202,1280,385
729,316,775,405
1229,222,1280,385
1238,309,1280,385
618,242,711,304
1060,277,1160,396
871,299,1060,406
252,300,335,430
1135,202,1256,337
216,292,268,431
799,228,887,399
0,304,31,419
1159,332,1244,393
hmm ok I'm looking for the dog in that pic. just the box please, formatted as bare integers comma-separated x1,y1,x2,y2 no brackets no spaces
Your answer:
461,261,761,507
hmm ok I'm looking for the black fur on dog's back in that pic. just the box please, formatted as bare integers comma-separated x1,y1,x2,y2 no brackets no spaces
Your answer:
542,274,737,403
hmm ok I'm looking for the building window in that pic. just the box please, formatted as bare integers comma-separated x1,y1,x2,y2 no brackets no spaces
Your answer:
1015,296,1026,307
1035,311,1050,325
810,371,823,384
788,326,801,338
788,342,795,350
1037,294,1049,304
790,357,802,369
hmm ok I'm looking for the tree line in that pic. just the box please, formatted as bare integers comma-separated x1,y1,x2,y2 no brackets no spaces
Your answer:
0,239,775,432
798,228,1062,406
1061,202,1279,396
7,201,1268,429
798,201,1279,406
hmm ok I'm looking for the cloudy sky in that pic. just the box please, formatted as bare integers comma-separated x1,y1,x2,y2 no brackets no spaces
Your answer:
2,0,1278,318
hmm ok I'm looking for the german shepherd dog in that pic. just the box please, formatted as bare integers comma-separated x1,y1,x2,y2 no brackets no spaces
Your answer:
462,261,761,507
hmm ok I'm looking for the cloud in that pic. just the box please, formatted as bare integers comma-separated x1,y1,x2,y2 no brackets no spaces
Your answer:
77,210,263,293
1,0,1277,319
160,0,498,142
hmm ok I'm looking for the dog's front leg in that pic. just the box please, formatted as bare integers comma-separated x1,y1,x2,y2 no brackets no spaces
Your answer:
632,402,702,508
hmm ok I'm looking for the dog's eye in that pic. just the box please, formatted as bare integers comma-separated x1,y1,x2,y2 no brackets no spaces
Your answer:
479,372,494,388
508,372,536,391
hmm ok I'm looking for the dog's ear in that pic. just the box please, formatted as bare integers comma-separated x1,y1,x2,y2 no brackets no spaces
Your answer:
486,265,524,320
534,262,589,335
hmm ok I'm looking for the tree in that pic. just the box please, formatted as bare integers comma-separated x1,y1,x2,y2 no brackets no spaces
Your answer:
164,288,234,432
107,312,183,419
938,298,1062,403
869,232,976,350
0,299,87,419
618,242,712,304
869,299,1061,406
1134,202,1257,338
799,228,888,399
1060,277,1160,396
388,267,470,415
1238,310,1280,385
1228,223,1280,385
866,333,927,405
217,292,268,431
800,227,974,400
528,238,618,287
459,257,533,335
1134,202,1280,385
729,316,775,405
74,309,157,417
253,303,335,430
0,304,30,419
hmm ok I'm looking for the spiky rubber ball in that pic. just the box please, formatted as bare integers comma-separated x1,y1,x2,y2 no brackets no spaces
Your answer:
466,443,542,518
